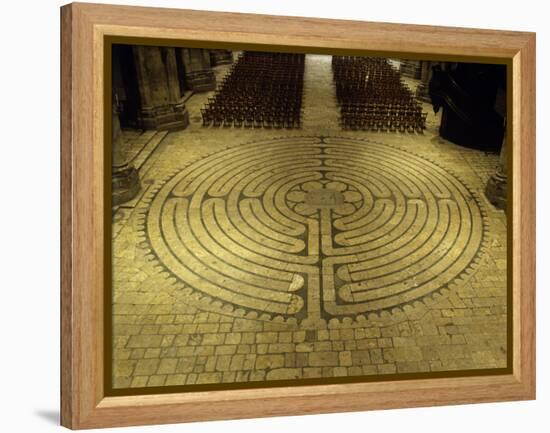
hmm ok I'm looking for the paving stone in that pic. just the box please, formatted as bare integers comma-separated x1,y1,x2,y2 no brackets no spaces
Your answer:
157,358,178,375
215,345,237,356
224,333,242,345
266,368,301,380
352,350,371,366
309,352,339,367
176,357,196,374
215,355,232,371
230,354,245,371
256,354,285,370
196,373,222,384
339,351,353,366
126,335,163,348
147,375,167,386
134,358,160,376
113,360,137,377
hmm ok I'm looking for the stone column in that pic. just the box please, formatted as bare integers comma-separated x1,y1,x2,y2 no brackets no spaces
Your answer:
485,136,508,210
181,48,216,92
399,59,421,79
112,107,140,206
209,49,233,66
133,46,189,131
416,61,432,102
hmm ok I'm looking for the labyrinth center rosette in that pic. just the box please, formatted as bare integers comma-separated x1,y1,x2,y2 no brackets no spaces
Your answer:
145,136,486,323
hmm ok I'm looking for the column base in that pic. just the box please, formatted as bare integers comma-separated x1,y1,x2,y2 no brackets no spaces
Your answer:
485,172,507,210
399,60,421,79
140,103,190,131
416,83,432,103
186,70,217,92
112,166,140,206
210,50,233,66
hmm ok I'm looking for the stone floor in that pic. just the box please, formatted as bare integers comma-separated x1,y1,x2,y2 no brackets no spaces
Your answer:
111,55,507,390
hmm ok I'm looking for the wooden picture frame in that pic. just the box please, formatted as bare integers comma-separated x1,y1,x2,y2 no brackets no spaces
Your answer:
61,2,536,429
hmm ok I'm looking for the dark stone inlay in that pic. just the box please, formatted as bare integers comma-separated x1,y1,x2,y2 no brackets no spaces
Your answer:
305,189,345,208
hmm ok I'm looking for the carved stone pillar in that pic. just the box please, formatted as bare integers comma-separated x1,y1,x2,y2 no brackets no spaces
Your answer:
399,59,421,79
416,61,432,102
181,48,216,92
133,46,189,131
209,49,233,66
112,107,140,206
485,136,508,210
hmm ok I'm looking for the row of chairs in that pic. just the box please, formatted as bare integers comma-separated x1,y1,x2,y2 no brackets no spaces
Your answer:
341,111,428,132
332,56,427,133
201,52,305,129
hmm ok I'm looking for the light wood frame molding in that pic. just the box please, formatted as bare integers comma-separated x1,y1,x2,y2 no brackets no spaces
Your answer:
60,2,536,429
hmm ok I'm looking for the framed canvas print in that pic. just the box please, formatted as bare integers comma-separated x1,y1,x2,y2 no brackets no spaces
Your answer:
60,2,536,429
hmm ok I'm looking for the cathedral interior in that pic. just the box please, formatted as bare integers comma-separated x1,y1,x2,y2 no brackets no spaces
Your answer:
111,46,508,390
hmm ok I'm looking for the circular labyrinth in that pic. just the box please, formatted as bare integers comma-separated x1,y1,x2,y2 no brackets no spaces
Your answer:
145,136,486,324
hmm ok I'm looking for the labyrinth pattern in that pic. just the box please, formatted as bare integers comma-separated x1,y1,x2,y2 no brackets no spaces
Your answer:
145,136,486,326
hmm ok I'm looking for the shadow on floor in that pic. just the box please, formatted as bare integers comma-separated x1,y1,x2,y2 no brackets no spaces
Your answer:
35,409,59,425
